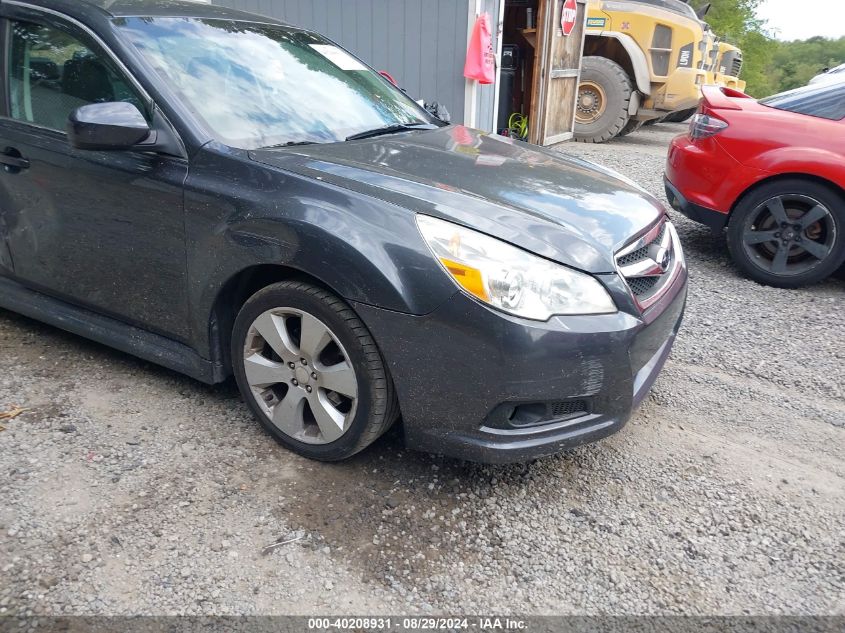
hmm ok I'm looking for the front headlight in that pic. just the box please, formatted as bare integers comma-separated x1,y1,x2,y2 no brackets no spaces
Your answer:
416,215,616,321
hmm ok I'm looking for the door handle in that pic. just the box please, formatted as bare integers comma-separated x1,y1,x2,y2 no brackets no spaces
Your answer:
0,149,30,172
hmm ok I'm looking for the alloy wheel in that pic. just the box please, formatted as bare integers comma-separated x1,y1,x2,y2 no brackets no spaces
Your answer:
242,308,358,445
741,194,836,277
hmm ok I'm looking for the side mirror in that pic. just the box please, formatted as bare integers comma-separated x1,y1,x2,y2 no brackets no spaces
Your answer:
67,102,151,151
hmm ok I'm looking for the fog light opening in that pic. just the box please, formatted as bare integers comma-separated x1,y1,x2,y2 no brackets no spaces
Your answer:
491,399,591,430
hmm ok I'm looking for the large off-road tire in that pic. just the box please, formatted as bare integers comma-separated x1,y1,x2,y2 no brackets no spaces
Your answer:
618,119,644,137
663,108,697,123
726,179,845,288
574,56,633,143
231,281,399,461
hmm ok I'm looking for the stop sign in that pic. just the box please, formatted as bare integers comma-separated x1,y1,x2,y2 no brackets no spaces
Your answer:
561,0,578,36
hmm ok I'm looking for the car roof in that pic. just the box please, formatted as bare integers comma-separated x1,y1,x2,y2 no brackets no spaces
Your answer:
10,0,289,26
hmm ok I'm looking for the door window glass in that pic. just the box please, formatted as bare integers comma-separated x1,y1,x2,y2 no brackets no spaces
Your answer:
7,20,146,131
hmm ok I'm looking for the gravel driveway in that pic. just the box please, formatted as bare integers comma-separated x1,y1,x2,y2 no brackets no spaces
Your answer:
1,123,843,617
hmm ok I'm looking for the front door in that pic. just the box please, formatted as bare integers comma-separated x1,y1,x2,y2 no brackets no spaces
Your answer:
0,9,191,340
530,0,587,145
0,182,10,275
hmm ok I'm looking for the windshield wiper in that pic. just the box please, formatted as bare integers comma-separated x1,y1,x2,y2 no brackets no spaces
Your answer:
262,140,319,149
346,123,436,142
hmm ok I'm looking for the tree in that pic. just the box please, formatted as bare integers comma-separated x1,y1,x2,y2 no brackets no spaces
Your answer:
768,36,845,91
704,0,778,97
701,0,844,97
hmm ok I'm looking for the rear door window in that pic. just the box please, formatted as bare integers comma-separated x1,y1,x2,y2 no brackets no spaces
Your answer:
759,83,845,121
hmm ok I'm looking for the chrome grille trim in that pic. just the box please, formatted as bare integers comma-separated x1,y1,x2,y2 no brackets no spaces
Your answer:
615,219,683,311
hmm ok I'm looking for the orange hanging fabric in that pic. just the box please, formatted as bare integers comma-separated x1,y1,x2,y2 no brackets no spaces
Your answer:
463,13,496,84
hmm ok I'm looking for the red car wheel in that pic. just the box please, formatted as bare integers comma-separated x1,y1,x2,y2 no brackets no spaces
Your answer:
727,179,845,288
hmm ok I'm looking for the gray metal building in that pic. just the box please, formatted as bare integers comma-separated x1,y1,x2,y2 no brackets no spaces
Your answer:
211,0,504,131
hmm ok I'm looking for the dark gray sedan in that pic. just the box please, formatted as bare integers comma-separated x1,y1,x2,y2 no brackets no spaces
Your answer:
0,0,687,462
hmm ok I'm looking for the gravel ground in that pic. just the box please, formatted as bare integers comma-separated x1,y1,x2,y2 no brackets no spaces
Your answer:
0,122,843,617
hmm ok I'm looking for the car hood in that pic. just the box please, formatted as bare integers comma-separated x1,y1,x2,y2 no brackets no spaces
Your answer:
249,126,666,273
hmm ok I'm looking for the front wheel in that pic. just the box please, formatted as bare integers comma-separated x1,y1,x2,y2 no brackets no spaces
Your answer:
574,56,633,143
727,179,845,288
231,281,399,461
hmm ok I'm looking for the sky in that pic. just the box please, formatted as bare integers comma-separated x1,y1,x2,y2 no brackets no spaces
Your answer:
757,0,845,41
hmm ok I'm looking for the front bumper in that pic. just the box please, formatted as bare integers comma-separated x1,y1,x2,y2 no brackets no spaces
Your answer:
354,266,688,463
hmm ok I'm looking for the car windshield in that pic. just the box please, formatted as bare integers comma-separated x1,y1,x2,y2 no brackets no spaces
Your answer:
114,17,436,149
759,82,845,121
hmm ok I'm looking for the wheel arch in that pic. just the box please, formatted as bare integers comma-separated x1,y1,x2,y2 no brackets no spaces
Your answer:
208,264,341,378
725,172,845,287
584,32,651,95
730,172,845,217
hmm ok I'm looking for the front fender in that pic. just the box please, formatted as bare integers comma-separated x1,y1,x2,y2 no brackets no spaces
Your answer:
585,32,652,95
184,146,457,357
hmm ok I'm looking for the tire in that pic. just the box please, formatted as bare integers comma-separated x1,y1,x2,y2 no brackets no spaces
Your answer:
727,179,845,288
618,119,644,137
664,108,697,124
231,281,399,461
574,56,633,143
679,108,697,123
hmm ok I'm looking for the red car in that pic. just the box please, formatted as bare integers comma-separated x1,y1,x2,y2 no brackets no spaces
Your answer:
665,82,845,287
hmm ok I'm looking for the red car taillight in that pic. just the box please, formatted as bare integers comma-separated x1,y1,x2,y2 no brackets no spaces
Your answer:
689,113,728,139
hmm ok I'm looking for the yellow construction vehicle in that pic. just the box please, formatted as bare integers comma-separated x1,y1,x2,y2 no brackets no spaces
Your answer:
661,40,747,124
656,25,747,124
577,0,714,142
713,41,746,92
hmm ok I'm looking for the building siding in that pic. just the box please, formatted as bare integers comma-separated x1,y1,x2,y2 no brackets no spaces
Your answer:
213,0,497,127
